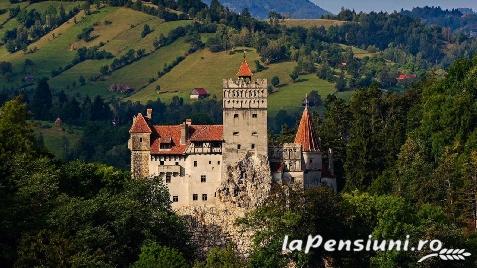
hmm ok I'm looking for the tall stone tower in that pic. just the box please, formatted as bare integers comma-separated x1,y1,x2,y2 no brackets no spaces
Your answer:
128,110,152,179
222,57,268,175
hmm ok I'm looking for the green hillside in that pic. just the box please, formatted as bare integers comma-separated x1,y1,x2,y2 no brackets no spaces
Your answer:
128,48,336,113
33,121,82,160
0,2,341,113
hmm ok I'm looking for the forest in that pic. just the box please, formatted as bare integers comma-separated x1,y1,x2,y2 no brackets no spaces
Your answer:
1,52,477,268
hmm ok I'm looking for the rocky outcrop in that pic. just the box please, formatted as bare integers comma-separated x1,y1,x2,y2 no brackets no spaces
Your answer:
217,153,272,209
177,153,273,257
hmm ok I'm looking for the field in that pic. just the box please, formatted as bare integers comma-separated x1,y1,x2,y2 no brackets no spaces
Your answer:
339,44,378,59
51,37,191,97
280,19,347,28
0,2,345,113
0,1,84,38
33,121,82,160
129,47,336,112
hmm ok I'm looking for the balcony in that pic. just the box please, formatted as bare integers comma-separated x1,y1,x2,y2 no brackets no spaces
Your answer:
158,165,181,174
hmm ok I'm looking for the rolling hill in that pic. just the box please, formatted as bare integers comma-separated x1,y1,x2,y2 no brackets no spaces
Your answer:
203,0,330,19
0,2,341,114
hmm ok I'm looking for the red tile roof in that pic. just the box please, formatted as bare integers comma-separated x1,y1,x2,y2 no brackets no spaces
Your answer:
191,88,209,96
129,113,152,133
189,125,223,141
150,124,223,155
294,107,318,152
151,125,187,155
236,58,253,77
396,74,416,80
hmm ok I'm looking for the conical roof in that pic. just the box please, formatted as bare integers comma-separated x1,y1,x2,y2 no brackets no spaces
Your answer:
236,58,253,77
294,106,318,152
129,113,152,133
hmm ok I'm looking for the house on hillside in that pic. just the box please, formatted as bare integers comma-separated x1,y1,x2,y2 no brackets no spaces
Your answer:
190,88,209,99
396,74,417,81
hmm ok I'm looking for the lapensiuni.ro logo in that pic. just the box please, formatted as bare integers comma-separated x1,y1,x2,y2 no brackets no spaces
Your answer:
282,235,472,263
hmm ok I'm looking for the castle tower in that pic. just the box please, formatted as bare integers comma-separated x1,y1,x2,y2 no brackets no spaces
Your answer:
128,111,152,179
294,100,322,187
222,56,268,175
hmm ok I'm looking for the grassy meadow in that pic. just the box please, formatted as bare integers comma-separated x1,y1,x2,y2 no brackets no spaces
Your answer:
0,2,344,114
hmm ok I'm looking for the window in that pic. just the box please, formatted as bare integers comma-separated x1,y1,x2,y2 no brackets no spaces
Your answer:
234,114,239,118
193,194,198,201
160,144,172,149
209,161,211,164
166,174,171,183
233,132,239,136
252,132,258,136
218,161,221,165
175,162,179,165
194,161,197,167
160,161,164,165
252,114,257,118
251,144,255,149
237,144,241,149
173,196,178,202
201,175,206,183
139,137,143,142
202,194,208,201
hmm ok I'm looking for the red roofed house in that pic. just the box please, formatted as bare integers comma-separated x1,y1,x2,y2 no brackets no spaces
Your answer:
129,59,336,208
190,88,209,100
396,74,417,81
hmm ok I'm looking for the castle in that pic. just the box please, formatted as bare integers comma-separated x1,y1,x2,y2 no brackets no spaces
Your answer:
128,58,336,208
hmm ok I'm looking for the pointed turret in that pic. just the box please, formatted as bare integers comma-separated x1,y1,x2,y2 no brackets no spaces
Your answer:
294,98,318,152
129,113,152,133
236,55,253,79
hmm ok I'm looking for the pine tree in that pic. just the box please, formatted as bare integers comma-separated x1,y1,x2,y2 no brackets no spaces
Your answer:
31,78,52,120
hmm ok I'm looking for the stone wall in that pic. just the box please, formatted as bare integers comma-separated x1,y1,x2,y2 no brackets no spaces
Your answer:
176,153,273,257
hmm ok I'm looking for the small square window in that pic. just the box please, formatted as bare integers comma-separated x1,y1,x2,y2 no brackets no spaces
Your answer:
193,194,198,201
252,114,257,118
209,161,212,164
175,162,179,165
201,175,207,182
194,161,197,167
234,114,239,118
251,144,255,149
166,174,171,183
173,196,178,202
237,144,241,149
202,194,208,201
139,137,143,142
160,161,164,165
218,161,221,165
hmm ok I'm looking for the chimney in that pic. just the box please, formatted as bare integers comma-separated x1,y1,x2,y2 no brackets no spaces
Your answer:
146,108,152,120
180,121,189,145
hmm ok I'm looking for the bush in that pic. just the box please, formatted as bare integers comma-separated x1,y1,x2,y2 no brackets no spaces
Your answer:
133,242,188,268
271,76,280,87
141,24,152,38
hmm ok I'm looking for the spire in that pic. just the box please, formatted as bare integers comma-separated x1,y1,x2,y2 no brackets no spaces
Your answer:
236,53,253,78
294,101,318,152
